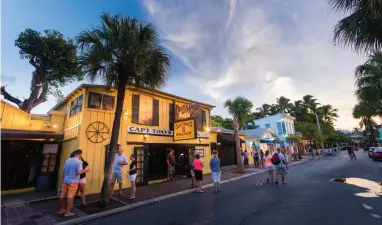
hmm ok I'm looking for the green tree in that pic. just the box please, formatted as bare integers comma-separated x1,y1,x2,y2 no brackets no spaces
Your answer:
221,118,234,130
290,100,308,121
256,104,271,117
276,96,293,113
317,104,339,125
302,95,320,113
1,29,82,112
269,104,280,115
354,52,382,104
353,101,378,146
224,96,253,172
329,0,382,53
77,13,170,206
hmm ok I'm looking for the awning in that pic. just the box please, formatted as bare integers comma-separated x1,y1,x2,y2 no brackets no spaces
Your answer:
217,133,245,145
260,139,276,143
1,129,64,140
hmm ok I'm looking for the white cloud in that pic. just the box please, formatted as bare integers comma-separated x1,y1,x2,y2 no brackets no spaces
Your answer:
141,0,365,130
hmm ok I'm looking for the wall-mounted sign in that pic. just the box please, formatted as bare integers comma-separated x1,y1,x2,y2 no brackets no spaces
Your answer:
195,149,204,157
174,118,197,141
70,94,83,116
175,103,204,131
127,126,208,138
128,126,173,136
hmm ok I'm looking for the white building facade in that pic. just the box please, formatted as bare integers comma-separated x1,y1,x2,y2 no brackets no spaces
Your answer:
253,113,296,150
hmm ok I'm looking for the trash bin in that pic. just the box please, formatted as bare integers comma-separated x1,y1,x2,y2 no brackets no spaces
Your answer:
36,174,51,192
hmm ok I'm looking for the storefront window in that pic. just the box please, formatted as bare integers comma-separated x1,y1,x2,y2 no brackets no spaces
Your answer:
131,94,159,126
87,92,115,110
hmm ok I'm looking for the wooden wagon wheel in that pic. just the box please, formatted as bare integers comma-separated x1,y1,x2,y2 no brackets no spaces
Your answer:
86,121,110,143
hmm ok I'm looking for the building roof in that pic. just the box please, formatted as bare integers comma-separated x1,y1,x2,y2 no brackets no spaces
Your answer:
210,127,245,135
50,84,215,111
241,128,269,139
254,113,296,122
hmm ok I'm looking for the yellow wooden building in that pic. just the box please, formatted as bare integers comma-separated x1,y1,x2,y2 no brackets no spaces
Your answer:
1,84,249,195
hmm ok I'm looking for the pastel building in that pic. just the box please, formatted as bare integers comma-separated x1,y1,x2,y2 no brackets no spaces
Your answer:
252,113,296,150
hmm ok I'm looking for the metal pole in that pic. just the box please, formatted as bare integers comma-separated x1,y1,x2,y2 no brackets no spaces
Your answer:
315,113,325,154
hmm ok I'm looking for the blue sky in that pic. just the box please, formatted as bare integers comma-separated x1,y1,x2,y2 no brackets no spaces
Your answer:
1,0,367,129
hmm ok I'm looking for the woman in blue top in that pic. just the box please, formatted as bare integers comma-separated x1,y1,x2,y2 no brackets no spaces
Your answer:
209,150,221,193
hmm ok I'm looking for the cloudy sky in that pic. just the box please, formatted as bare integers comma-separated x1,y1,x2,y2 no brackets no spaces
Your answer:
2,0,366,129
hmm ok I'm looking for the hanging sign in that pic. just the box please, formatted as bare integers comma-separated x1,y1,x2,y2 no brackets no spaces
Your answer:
174,118,197,141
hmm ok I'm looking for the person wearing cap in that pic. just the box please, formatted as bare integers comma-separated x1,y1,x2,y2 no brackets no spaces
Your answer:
275,147,288,185
209,150,221,193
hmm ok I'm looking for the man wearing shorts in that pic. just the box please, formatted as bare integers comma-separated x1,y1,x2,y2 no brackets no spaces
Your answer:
209,150,221,193
275,148,288,185
58,149,88,217
110,147,128,196
167,149,175,181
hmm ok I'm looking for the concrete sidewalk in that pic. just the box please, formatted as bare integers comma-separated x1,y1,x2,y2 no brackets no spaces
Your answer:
1,158,310,225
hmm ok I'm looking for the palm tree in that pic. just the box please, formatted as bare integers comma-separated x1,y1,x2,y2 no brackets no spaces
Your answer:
329,0,382,53
302,95,320,113
290,100,308,121
77,13,170,206
317,104,339,125
256,104,271,117
276,96,293,113
353,101,377,146
269,104,280,115
224,96,253,173
355,52,382,104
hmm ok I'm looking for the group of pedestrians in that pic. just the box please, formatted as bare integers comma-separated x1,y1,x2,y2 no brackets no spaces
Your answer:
264,148,288,185
58,147,137,217
188,150,221,193
250,148,265,168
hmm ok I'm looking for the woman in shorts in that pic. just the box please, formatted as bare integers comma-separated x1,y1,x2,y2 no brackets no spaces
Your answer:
129,154,137,200
77,156,89,206
193,154,204,193
264,150,274,183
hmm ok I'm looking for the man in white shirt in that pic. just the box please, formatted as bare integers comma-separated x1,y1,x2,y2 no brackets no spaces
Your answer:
275,148,288,185
110,146,128,196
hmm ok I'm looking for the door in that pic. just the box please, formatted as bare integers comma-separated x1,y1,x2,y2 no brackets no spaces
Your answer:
134,146,149,186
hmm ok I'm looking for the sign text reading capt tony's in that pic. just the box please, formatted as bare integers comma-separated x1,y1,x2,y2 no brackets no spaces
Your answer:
174,119,196,141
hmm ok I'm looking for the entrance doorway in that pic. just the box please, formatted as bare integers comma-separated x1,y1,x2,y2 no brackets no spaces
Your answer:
146,144,194,182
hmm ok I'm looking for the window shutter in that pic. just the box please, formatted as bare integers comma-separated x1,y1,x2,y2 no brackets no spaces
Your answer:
152,99,159,126
202,110,207,130
169,103,174,131
132,94,140,123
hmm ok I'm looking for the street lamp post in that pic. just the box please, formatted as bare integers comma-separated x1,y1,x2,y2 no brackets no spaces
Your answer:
315,113,325,155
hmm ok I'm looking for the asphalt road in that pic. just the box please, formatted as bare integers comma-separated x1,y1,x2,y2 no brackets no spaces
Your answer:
87,151,382,225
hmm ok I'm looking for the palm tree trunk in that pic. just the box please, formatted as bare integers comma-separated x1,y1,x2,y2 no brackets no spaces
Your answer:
233,116,244,173
100,73,127,206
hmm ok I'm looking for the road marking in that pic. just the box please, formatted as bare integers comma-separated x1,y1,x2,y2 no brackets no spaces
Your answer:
370,213,381,219
362,204,373,210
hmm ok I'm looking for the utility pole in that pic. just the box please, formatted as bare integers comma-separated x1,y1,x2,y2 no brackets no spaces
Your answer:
315,113,325,155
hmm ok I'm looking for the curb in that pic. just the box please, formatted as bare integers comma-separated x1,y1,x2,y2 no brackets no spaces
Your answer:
57,159,309,225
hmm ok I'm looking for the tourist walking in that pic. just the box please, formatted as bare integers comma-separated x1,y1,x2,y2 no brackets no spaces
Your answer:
209,150,221,193
167,149,175,181
272,148,288,185
189,150,196,188
193,154,204,193
243,150,249,168
129,154,137,199
264,150,274,183
259,150,265,168
76,156,89,206
110,147,128,196
58,149,88,217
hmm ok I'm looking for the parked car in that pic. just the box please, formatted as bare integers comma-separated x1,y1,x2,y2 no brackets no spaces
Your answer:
372,147,382,161
368,147,375,158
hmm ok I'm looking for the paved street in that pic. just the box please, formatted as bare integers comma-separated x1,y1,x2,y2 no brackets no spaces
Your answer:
87,151,382,225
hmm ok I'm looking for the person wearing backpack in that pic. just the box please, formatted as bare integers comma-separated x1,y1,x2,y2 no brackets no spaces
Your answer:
272,148,288,185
